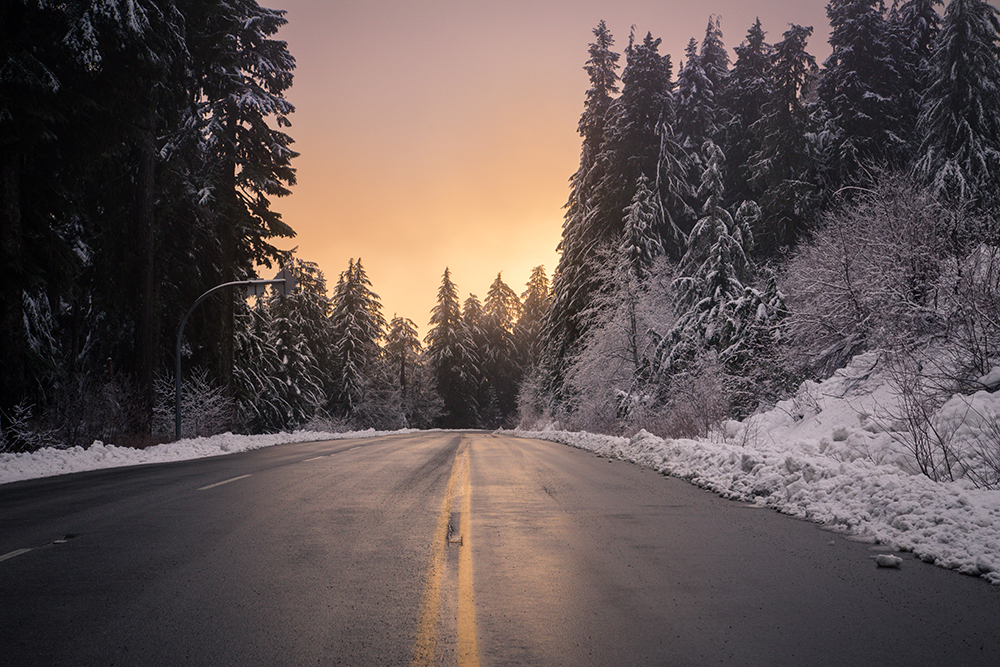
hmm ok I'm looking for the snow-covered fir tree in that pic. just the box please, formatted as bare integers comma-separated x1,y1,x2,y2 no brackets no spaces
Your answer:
654,141,769,384
462,293,490,425
233,298,288,433
386,315,435,428
426,269,479,428
482,273,523,426
890,0,944,163
675,37,716,154
540,21,621,404
700,16,731,115
914,0,1000,215
622,173,665,279
188,0,298,394
748,23,820,255
329,258,387,421
819,0,911,182
516,266,551,370
719,18,773,209
267,258,330,429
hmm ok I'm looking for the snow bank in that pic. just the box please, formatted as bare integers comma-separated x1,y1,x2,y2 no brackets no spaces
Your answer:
0,429,411,485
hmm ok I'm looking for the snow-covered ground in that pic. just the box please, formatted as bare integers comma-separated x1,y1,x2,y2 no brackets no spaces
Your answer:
3,352,999,586
514,351,1000,585
0,428,411,485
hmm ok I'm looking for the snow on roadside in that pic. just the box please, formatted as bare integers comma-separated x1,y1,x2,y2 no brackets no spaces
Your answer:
0,429,412,485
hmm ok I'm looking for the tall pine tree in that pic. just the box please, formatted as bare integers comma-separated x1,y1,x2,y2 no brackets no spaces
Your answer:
541,22,620,403
482,273,522,426
426,269,478,428
329,258,386,420
819,0,911,182
748,24,820,254
914,0,1000,215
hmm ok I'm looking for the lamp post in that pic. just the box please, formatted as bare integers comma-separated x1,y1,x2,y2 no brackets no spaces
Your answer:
174,270,295,441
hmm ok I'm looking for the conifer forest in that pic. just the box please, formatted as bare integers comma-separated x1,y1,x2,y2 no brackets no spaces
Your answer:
2,1,999,451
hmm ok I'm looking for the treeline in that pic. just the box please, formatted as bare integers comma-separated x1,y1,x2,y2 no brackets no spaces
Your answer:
527,0,1000,438
221,258,550,435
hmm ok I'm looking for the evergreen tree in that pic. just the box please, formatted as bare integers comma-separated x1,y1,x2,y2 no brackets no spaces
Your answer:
890,0,943,163
482,273,523,426
232,297,287,433
187,0,298,392
590,30,674,250
654,141,765,380
748,24,821,254
719,18,773,209
700,16,731,115
425,269,478,428
914,0,1000,214
462,293,490,425
329,258,386,420
516,266,551,370
819,0,911,182
262,257,331,429
385,315,421,407
540,22,620,403
894,0,943,57
621,173,665,279
675,37,716,153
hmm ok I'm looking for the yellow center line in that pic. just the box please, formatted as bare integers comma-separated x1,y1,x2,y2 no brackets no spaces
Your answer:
412,438,482,667
457,446,481,667
412,441,463,667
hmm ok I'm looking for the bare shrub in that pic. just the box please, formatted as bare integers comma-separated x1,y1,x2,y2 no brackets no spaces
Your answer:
0,401,60,453
299,412,352,433
651,352,729,440
967,403,1000,490
46,373,150,448
154,370,235,440
882,350,961,482
942,245,1000,386
780,171,960,376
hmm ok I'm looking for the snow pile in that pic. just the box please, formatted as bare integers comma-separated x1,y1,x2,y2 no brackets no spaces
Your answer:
0,429,411,485
513,352,1000,585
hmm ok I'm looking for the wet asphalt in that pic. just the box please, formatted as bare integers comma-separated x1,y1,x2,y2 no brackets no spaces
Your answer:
1,431,998,666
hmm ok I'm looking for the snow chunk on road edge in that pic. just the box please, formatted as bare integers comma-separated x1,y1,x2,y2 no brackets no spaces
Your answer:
0,429,415,485
509,427,1000,586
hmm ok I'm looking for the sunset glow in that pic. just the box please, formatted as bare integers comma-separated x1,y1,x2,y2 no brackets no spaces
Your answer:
275,0,833,326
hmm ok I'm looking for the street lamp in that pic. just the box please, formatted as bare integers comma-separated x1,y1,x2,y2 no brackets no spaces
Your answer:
174,270,296,441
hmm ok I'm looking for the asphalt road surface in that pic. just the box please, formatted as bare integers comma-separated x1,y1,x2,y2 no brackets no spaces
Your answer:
1,432,998,666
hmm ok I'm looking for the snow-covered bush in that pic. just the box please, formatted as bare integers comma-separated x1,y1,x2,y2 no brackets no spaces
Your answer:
0,401,60,453
154,370,235,440
780,172,964,376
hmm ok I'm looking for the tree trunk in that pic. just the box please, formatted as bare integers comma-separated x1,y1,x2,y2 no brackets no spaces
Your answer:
217,101,239,393
134,118,159,434
0,146,26,417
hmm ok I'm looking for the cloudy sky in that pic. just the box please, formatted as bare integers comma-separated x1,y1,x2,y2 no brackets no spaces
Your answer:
273,0,835,328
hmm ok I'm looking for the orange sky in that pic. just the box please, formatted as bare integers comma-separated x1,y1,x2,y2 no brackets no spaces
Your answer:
273,0,834,330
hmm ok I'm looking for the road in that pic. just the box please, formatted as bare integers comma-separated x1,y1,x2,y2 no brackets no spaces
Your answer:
1,431,998,666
